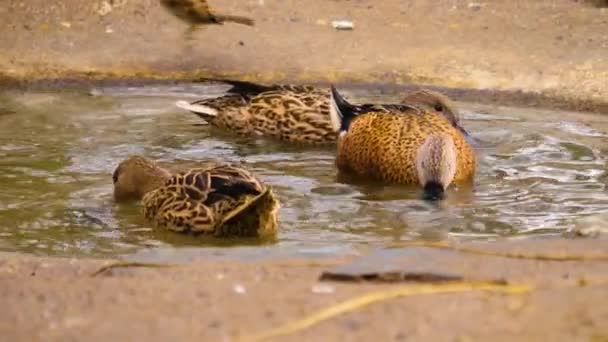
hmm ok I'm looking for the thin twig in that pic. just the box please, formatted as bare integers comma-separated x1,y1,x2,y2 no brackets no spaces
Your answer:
90,261,176,277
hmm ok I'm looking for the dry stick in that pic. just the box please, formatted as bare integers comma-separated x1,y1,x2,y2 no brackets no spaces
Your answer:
90,261,176,277
239,281,532,342
388,241,608,261
90,259,344,277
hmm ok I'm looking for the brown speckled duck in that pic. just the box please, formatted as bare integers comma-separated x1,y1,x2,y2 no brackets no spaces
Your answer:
176,80,472,146
329,86,476,200
177,81,335,144
113,155,279,237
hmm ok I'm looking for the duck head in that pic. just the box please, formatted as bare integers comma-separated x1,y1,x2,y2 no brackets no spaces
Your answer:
402,89,476,146
401,89,458,125
112,155,171,202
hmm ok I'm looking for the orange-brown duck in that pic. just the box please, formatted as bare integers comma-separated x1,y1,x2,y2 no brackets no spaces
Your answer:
329,86,476,200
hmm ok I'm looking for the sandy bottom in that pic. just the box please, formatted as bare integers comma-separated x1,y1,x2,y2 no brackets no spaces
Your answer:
2,239,607,341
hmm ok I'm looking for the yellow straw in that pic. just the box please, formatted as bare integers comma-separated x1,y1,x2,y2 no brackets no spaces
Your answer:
240,281,531,342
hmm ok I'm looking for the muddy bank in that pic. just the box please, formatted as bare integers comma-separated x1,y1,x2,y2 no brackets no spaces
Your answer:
1,239,607,341
1,0,608,113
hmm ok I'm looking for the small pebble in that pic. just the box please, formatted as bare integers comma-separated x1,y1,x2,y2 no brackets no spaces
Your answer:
233,284,246,294
311,283,335,294
566,214,608,238
332,20,354,30
468,2,483,10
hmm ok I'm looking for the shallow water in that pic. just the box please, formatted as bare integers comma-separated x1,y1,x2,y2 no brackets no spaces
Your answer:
0,83,607,261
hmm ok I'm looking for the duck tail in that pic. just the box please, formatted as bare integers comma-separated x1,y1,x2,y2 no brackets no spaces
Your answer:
214,14,255,26
255,188,280,237
329,85,357,133
416,133,458,201
222,80,276,96
220,186,275,224
175,100,218,117
458,126,478,146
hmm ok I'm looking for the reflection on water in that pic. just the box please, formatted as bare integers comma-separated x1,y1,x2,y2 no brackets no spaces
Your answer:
0,84,607,260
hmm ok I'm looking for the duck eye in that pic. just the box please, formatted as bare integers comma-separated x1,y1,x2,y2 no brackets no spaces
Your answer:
434,103,443,112
112,168,120,184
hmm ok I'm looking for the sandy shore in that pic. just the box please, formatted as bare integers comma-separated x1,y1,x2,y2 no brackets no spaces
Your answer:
1,239,607,341
1,0,608,112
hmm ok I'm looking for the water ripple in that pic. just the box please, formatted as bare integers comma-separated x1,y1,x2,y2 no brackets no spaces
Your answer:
1,86,608,259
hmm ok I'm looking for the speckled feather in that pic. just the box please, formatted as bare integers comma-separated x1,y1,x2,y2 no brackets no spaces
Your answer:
141,165,279,237
179,81,472,146
182,82,335,144
333,91,476,185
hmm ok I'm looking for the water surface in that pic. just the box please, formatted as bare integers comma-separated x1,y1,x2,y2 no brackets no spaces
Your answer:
0,83,607,261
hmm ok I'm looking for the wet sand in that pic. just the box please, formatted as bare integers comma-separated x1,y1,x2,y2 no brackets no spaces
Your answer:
1,239,607,341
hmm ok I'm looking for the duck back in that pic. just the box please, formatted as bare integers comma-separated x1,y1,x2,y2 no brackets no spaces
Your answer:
243,88,335,144
142,165,278,237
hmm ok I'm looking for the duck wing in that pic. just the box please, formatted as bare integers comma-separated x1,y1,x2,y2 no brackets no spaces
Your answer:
176,94,248,121
176,81,313,119
202,165,269,225
143,165,267,234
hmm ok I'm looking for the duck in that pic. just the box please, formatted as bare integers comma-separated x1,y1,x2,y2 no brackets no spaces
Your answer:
160,0,254,27
112,155,279,237
176,81,335,144
176,80,473,146
328,86,476,200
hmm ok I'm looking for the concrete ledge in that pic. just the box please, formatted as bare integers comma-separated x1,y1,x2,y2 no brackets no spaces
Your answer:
1,238,607,341
2,0,608,112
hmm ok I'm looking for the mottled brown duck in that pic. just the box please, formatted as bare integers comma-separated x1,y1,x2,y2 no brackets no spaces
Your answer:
113,155,279,237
